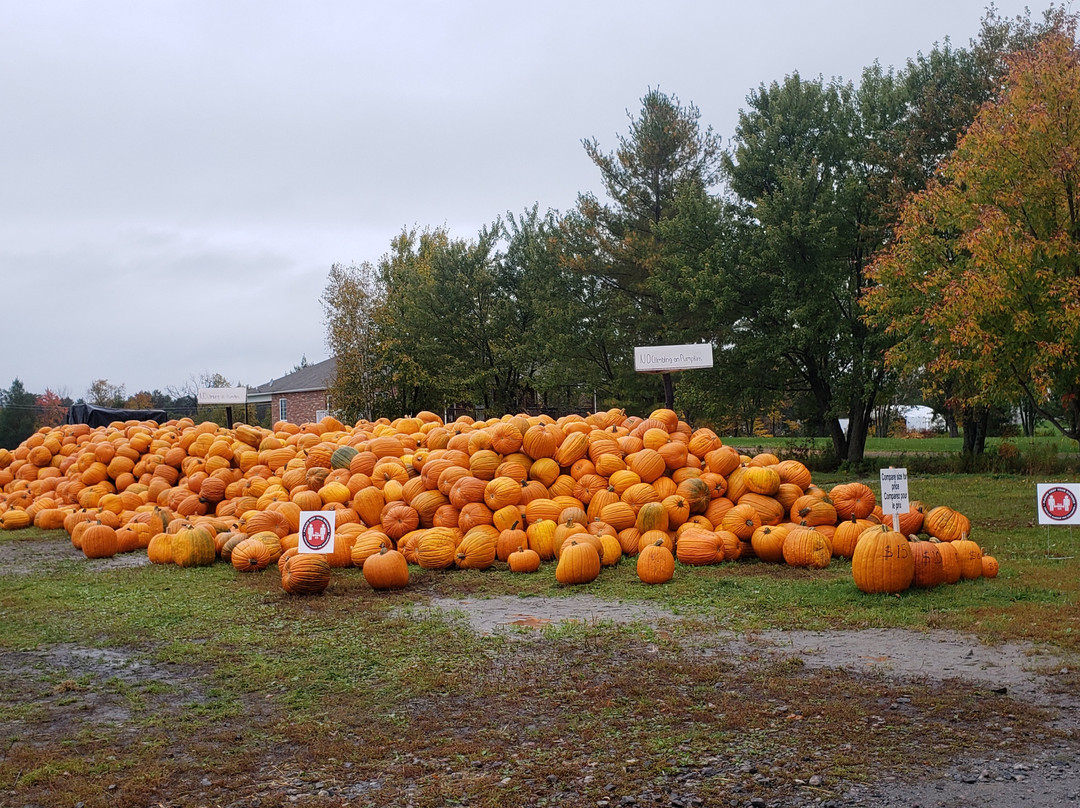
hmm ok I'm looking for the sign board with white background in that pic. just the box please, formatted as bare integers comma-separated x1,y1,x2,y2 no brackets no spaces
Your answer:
196,387,247,405
1036,483,1080,525
879,467,909,531
298,511,336,554
634,344,714,373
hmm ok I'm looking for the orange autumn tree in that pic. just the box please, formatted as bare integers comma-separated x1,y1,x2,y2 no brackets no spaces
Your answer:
864,30,1080,444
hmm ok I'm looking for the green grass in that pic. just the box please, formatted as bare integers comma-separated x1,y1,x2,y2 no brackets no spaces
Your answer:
1,473,1078,806
722,434,1079,455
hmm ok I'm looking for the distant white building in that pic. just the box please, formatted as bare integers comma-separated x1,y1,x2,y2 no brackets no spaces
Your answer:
897,405,941,431
838,405,942,437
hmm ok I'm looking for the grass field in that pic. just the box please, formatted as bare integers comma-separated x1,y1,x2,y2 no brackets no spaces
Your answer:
1,473,1078,807
723,434,1080,456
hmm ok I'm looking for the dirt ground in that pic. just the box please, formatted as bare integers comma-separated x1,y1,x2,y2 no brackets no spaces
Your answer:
426,595,1080,807
2,541,1078,806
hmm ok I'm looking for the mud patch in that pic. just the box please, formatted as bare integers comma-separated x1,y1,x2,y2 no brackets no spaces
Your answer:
0,644,205,745
0,538,150,575
421,595,1073,702
421,594,676,634
418,595,1080,807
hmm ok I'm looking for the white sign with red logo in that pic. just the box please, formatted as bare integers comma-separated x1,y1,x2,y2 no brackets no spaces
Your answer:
298,511,336,554
1036,483,1080,526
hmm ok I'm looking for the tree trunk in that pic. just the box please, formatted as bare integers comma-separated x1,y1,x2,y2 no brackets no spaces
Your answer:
960,407,990,455
827,417,849,462
846,394,876,465
1019,398,1037,437
662,372,674,410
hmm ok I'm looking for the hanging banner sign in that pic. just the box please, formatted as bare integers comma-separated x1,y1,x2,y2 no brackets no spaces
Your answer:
298,511,336,554
634,344,714,373
1036,483,1080,525
197,387,247,405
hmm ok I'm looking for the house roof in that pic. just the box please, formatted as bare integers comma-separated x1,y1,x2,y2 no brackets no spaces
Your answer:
248,357,336,397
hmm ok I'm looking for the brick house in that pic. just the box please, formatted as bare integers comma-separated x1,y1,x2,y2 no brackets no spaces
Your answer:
248,357,337,426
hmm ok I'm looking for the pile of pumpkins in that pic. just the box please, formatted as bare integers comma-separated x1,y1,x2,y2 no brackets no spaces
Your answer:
0,408,996,595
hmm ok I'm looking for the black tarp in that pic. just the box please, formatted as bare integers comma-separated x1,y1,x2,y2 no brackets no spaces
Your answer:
66,404,167,428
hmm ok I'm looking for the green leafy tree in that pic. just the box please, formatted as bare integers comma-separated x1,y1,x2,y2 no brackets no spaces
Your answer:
0,379,38,449
718,72,891,463
322,261,386,422
562,89,723,410
865,30,1080,445
373,227,481,415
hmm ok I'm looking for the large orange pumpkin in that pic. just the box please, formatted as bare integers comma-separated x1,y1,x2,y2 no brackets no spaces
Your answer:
852,525,914,594
363,545,409,590
924,506,972,542
555,540,601,585
637,540,675,584
281,553,332,595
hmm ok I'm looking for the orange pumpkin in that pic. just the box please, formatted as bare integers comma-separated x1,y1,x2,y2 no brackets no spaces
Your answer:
637,540,675,584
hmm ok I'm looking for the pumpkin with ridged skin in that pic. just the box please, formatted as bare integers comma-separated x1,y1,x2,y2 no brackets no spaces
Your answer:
526,519,558,560
750,524,788,563
952,539,983,579
743,466,780,496
81,522,119,559
832,515,875,559
381,502,420,541
936,540,962,584
331,445,358,471
172,524,216,567
147,532,173,564
720,504,761,540
897,501,927,535
497,521,527,563
981,554,999,579
416,527,459,569
637,539,675,584
0,510,31,530
782,525,831,569
362,544,409,589
231,537,274,572
909,538,945,589
455,525,498,570
738,492,785,526
924,506,972,542
281,553,331,595
830,482,876,520
349,530,393,567
555,540,601,585
598,533,623,567
507,545,541,573
790,495,837,527
248,530,283,563
852,525,914,594
661,495,690,528
638,529,673,553
675,528,723,566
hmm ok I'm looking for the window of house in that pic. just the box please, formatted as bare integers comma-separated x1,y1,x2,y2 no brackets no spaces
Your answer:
279,397,287,422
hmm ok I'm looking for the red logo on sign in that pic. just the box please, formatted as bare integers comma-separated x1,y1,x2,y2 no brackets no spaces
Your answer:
1041,487,1078,521
302,514,333,550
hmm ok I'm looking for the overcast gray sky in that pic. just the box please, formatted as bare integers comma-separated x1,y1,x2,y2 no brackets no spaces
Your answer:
0,0,1046,401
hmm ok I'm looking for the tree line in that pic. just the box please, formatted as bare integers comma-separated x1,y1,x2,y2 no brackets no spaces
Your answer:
324,6,1080,463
